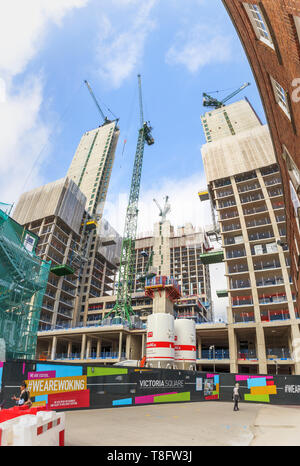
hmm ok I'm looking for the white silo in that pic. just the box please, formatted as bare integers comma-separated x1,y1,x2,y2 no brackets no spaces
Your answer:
146,313,175,369
174,319,196,370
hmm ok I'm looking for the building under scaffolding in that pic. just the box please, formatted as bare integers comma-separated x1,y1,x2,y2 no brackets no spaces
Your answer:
0,202,50,360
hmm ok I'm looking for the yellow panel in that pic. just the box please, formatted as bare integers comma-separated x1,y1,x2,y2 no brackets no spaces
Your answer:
250,385,277,396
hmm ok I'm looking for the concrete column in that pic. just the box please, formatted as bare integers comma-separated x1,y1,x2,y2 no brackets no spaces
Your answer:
67,341,72,358
228,325,238,373
86,338,91,359
197,336,202,359
47,341,52,358
118,332,123,360
50,336,57,360
141,333,145,358
96,338,102,358
126,334,132,360
256,327,267,374
80,334,86,360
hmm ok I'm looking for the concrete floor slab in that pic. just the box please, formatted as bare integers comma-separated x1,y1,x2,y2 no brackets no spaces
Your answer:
63,401,300,446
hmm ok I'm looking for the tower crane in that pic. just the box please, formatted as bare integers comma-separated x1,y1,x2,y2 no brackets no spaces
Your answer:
202,82,251,109
107,74,154,324
84,79,118,125
153,196,171,224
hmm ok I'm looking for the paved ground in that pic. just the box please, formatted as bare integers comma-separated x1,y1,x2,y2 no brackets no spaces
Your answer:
64,401,300,446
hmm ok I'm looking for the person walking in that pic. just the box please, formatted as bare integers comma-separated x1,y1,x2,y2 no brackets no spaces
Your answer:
233,383,240,411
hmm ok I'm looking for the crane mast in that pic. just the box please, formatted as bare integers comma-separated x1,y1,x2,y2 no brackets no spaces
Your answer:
110,74,154,324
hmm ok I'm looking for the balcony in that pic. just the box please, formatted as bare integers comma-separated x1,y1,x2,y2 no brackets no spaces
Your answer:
218,199,236,209
266,348,291,360
238,350,257,360
258,293,288,305
268,188,283,198
249,231,274,242
253,259,281,271
217,189,234,198
251,243,278,256
243,205,267,216
214,178,231,188
265,178,281,187
256,276,284,287
261,165,279,176
230,279,251,289
227,249,246,260
220,211,239,220
240,193,264,204
233,312,255,323
224,236,244,246
235,171,257,183
246,217,271,229
272,201,285,210
222,223,241,232
228,263,249,274
232,296,253,307
261,309,290,322
238,183,261,193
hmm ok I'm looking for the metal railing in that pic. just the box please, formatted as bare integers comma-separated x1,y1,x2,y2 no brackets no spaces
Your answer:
238,350,257,360
266,348,291,359
199,349,230,359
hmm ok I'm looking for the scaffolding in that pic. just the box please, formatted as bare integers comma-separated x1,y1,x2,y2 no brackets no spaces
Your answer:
0,202,51,360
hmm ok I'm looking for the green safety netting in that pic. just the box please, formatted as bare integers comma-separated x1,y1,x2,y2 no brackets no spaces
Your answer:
0,203,51,360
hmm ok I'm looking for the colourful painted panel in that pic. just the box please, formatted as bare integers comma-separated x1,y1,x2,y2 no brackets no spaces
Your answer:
87,367,128,377
247,377,266,388
153,392,190,403
135,393,177,405
244,394,270,402
36,363,82,378
113,398,132,406
26,375,87,397
251,385,277,396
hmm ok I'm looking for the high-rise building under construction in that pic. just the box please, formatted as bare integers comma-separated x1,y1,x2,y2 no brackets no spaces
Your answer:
201,99,300,375
67,120,120,219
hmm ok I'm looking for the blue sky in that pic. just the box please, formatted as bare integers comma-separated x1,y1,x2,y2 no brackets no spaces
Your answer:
0,0,267,319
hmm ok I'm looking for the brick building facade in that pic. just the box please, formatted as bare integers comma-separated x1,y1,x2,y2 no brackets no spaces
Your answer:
222,0,300,321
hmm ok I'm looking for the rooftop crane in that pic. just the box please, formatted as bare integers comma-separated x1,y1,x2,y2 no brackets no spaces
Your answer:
153,196,171,224
202,82,251,109
106,74,154,325
84,79,114,125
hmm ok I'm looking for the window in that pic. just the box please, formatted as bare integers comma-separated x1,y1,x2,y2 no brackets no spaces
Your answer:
270,77,291,120
282,145,300,192
244,3,274,49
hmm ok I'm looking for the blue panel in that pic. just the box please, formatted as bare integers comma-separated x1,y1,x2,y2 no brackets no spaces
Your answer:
34,395,48,403
36,363,82,378
112,398,132,406
247,377,266,388
214,375,219,385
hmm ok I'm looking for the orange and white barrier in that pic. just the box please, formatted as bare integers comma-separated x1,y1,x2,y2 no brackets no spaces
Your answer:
0,410,65,446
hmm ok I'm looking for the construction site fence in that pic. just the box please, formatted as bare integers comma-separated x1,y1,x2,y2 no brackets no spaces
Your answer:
0,360,300,411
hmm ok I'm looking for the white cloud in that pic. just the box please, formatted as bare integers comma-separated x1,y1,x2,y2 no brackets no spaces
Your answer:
95,0,158,88
0,0,89,204
0,76,51,204
166,24,232,73
0,0,89,78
